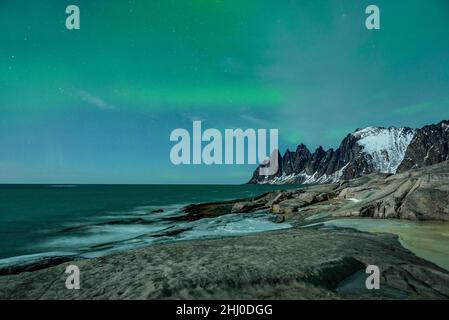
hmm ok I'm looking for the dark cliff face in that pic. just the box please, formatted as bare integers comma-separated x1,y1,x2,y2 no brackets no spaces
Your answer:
249,132,373,184
248,121,448,185
248,132,374,184
283,144,311,176
397,120,449,173
248,150,283,183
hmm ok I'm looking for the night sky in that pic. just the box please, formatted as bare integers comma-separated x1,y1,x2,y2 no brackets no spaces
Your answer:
1,0,449,183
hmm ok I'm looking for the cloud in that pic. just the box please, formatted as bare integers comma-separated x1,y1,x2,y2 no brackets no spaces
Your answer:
182,112,206,122
78,90,114,110
392,98,449,116
240,113,271,127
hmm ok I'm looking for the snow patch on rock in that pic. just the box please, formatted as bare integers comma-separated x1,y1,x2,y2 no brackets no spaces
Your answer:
353,127,415,173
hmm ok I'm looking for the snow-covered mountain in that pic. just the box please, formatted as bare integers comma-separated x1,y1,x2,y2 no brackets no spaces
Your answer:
352,127,415,174
248,121,448,185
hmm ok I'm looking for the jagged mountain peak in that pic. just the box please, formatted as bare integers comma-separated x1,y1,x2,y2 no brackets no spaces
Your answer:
296,143,308,148
248,120,449,185
351,126,415,141
397,119,449,172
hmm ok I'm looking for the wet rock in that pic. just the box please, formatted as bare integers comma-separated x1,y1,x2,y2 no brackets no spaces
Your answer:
269,215,285,223
231,201,267,213
181,202,236,221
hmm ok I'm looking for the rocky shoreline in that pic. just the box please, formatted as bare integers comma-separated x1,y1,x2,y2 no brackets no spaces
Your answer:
213,160,449,224
1,226,449,299
1,161,449,299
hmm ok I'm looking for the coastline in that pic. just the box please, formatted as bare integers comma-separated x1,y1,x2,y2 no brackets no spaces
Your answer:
2,161,449,299
0,184,297,270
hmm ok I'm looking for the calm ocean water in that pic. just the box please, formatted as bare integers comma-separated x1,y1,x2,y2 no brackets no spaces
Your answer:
0,184,297,264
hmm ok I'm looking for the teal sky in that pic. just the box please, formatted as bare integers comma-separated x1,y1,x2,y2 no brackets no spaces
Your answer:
1,0,449,183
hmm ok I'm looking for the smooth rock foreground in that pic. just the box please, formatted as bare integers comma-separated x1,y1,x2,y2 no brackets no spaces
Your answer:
1,228,449,299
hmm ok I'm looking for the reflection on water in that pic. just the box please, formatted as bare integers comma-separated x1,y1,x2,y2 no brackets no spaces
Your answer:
323,218,449,271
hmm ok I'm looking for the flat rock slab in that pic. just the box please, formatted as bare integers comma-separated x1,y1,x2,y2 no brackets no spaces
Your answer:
1,228,448,300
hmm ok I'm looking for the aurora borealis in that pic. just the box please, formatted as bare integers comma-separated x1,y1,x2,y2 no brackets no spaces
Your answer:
1,0,449,183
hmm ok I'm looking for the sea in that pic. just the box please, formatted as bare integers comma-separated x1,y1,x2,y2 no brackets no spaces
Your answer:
0,184,297,266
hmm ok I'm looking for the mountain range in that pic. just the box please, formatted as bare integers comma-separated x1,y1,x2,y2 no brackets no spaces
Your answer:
248,120,449,184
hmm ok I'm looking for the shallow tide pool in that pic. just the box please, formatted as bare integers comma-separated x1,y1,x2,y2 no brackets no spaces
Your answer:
322,218,449,271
